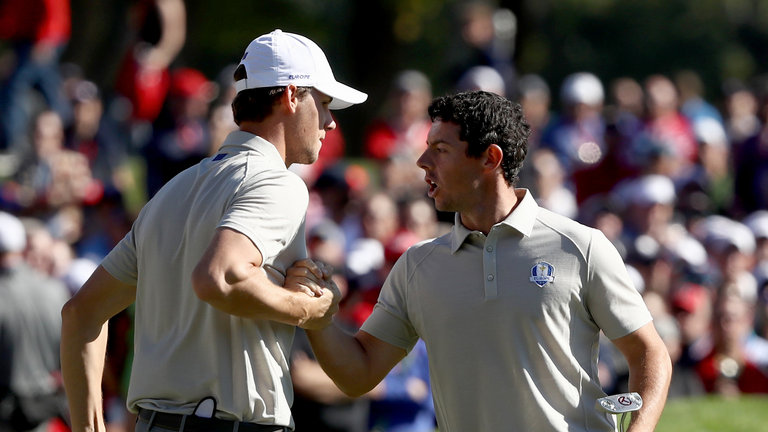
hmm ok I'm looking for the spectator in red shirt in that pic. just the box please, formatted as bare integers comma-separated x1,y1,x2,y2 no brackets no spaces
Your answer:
631,74,698,180
0,0,72,154
363,70,432,200
696,289,768,396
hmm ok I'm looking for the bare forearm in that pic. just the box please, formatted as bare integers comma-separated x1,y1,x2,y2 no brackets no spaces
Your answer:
215,282,320,325
305,325,402,397
305,325,373,396
151,0,186,66
194,266,328,326
291,355,352,405
58,266,136,431
61,307,109,432
193,230,337,327
626,347,672,432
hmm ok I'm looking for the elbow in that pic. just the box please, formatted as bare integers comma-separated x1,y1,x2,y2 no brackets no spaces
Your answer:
643,343,674,394
662,346,674,384
60,297,99,342
61,296,92,329
339,384,371,399
61,297,79,328
654,341,673,379
337,376,381,398
191,264,229,305
60,298,85,349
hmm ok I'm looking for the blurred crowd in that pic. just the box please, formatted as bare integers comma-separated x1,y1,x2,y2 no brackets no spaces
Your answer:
1,1,768,432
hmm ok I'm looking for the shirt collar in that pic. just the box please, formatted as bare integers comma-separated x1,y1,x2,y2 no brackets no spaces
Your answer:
218,131,285,168
450,188,539,253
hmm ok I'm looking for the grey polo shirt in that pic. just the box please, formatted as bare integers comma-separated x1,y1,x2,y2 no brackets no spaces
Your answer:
361,189,651,432
102,131,308,428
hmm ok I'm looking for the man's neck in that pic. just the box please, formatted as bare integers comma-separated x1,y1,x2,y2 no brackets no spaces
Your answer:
239,122,287,164
459,187,522,234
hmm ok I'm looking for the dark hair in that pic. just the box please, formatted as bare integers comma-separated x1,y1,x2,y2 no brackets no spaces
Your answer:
231,64,311,125
428,91,530,186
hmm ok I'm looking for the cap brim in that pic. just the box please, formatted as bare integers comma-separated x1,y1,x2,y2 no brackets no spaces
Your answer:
314,80,367,110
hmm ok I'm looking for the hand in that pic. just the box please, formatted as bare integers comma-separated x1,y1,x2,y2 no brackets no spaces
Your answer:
299,282,342,330
285,259,330,297
285,259,341,329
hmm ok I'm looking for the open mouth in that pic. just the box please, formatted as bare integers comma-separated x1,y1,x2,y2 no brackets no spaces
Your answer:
425,178,437,197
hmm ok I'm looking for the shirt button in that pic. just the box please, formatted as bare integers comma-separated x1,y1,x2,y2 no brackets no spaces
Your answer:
486,246,493,252
487,274,495,281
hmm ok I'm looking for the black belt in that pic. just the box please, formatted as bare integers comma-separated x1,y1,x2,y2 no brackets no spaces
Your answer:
138,408,289,432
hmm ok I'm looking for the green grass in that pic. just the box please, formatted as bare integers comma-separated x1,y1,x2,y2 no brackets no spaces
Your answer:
655,395,768,432
429,395,765,431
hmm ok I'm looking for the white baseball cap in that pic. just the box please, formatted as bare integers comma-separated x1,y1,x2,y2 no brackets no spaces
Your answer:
744,210,768,239
624,174,676,206
698,215,756,255
0,211,26,253
693,118,728,147
457,66,505,95
560,72,604,106
235,29,367,110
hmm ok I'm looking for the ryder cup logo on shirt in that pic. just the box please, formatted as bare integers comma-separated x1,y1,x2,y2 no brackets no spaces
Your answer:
530,261,555,287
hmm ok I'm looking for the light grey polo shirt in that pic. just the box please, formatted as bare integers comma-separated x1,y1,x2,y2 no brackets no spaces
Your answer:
102,131,309,428
361,189,652,432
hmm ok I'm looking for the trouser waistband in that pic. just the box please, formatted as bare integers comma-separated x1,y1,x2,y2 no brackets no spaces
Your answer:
137,408,289,432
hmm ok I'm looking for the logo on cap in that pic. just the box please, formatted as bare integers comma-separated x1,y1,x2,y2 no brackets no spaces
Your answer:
530,261,555,287
288,74,311,80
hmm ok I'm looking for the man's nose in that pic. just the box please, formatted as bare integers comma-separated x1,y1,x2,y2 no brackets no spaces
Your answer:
416,151,429,169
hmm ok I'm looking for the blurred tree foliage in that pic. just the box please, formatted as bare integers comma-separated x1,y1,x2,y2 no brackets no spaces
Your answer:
65,0,768,154
516,0,768,109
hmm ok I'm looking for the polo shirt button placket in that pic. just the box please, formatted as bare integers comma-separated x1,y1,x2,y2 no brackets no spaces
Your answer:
483,232,500,299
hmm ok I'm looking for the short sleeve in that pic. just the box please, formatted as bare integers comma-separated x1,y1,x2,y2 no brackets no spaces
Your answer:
585,229,652,340
219,170,308,263
102,230,139,284
360,252,420,352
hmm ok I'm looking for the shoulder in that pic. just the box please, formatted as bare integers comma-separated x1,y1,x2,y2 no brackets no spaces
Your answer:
396,233,452,270
535,207,596,245
532,207,619,266
240,161,308,196
407,233,450,254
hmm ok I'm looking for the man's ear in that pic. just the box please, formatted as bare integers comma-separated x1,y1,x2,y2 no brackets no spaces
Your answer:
281,84,300,113
484,144,504,172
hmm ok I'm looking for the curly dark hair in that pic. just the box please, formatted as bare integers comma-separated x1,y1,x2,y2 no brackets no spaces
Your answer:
428,91,530,186
231,64,311,125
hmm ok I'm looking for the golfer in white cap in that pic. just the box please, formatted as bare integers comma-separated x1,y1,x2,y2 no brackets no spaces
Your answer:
62,29,365,432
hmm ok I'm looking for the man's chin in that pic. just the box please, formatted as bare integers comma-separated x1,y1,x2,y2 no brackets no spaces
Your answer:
301,153,320,165
432,200,450,213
